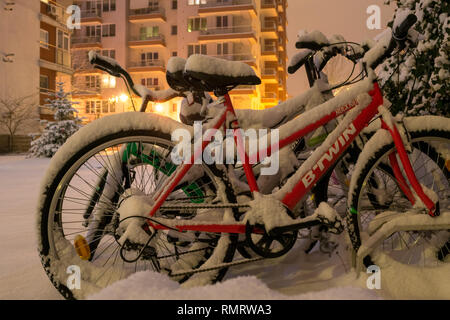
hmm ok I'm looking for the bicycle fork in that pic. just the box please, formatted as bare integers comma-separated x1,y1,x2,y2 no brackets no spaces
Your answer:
379,106,439,217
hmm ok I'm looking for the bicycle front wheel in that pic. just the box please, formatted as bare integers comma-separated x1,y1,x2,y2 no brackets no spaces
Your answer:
37,113,237,299
347,117,450,268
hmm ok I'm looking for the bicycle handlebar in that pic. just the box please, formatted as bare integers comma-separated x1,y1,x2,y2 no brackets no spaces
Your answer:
287,49,314,74
88,51,141,97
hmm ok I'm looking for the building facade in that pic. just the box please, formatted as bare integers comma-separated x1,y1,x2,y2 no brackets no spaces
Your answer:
70,0,288,122
0,0,73,152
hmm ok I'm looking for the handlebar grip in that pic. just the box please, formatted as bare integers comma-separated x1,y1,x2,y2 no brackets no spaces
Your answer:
88,51,124,77
288,49,313,74
295,30,329,51
393,14,417,41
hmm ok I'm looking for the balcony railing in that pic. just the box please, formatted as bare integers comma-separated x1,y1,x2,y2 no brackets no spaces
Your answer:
72,36,102,45
261,0,276,8
80,9,102,19
129,34,165,42
262,20,277,31
128,60,165,68
211,53,256,62
262,45,277,53
262,92,277,99
199,25,254,36
129,7,165,16
262,68,277,76
199,0,254,8
72,85,101,95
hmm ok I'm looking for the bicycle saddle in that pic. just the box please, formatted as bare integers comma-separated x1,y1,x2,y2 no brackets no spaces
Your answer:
166,57,192,92
184,54,261,94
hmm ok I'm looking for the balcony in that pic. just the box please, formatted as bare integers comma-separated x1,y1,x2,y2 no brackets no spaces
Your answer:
261,45,277,60
261,92,278,103
198,25,256,42
80,9,102,25
129,7,166,23
72,85,102,97
261,20,277,37
71,36,102,49
277,0,285,12
261,0,277,16
261,68,277,82
198,0,256,16
128,35,165,48
128,60,165,73
40,1,71,29
40,46,73,75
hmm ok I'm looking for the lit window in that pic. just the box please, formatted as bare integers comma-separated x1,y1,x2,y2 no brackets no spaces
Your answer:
188,0,206,5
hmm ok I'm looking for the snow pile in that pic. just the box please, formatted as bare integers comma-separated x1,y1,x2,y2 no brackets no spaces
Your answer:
88,271,380,300
167,57,186,74
185,54,257,78
372,253,450,299
296,30,329,48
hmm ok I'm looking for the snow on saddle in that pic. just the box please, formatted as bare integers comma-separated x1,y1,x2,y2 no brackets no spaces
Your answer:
184,54,261,93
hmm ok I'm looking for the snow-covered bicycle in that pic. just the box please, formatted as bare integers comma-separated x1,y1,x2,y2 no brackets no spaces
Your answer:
37,12,449,299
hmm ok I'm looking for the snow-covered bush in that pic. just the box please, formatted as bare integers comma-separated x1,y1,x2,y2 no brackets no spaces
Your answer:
380,0,449,116
29,83,83,157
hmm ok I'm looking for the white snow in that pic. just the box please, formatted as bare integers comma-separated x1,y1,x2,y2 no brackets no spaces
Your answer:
167,56,186,74
88,50,119,67
133,84,179,102
1,155,449,300
89,271,379,300
288,49,313,69
296,30,329,47
185,54,257,78
393,8,413,34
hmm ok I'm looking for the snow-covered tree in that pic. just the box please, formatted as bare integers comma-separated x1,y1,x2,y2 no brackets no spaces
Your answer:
29,82,82,157
380,0,449,116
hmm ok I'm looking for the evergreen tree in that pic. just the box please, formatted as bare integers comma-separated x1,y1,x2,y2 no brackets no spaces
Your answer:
380,0,449,116
29,82,82,157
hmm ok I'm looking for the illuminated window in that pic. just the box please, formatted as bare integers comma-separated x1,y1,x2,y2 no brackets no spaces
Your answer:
187,18,206,32
188,0,206,5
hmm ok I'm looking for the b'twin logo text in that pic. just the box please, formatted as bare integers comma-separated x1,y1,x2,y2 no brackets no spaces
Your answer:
302,123,357,188
336,99,358,116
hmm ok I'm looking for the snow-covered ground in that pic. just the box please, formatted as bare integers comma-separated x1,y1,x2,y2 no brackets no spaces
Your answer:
0,155,448,300
0,155,62,299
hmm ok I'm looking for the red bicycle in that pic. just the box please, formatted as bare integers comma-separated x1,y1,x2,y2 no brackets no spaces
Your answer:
37,13,449,299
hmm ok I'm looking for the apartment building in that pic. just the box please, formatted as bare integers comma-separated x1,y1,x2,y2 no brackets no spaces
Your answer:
70,0,288,123
0,0,73,152
39,0,74,120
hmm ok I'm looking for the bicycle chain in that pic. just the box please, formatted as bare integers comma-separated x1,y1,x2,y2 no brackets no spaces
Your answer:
158,202,264,277
169,257,266,277
160,203,250,210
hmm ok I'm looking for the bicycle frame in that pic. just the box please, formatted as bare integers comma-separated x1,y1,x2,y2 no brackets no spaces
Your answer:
140,75,437,235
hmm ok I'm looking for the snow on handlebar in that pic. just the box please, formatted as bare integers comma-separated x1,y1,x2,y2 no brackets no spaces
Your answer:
88,50,180,103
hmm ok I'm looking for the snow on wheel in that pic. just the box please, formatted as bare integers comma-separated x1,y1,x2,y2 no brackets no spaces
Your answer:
37,113,237,299
347,117,450,268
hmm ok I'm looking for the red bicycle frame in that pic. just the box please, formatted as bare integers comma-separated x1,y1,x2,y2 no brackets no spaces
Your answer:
145,80,437,234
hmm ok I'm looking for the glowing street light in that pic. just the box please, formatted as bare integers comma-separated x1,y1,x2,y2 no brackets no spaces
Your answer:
120,94,128,102
154,104,164,113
